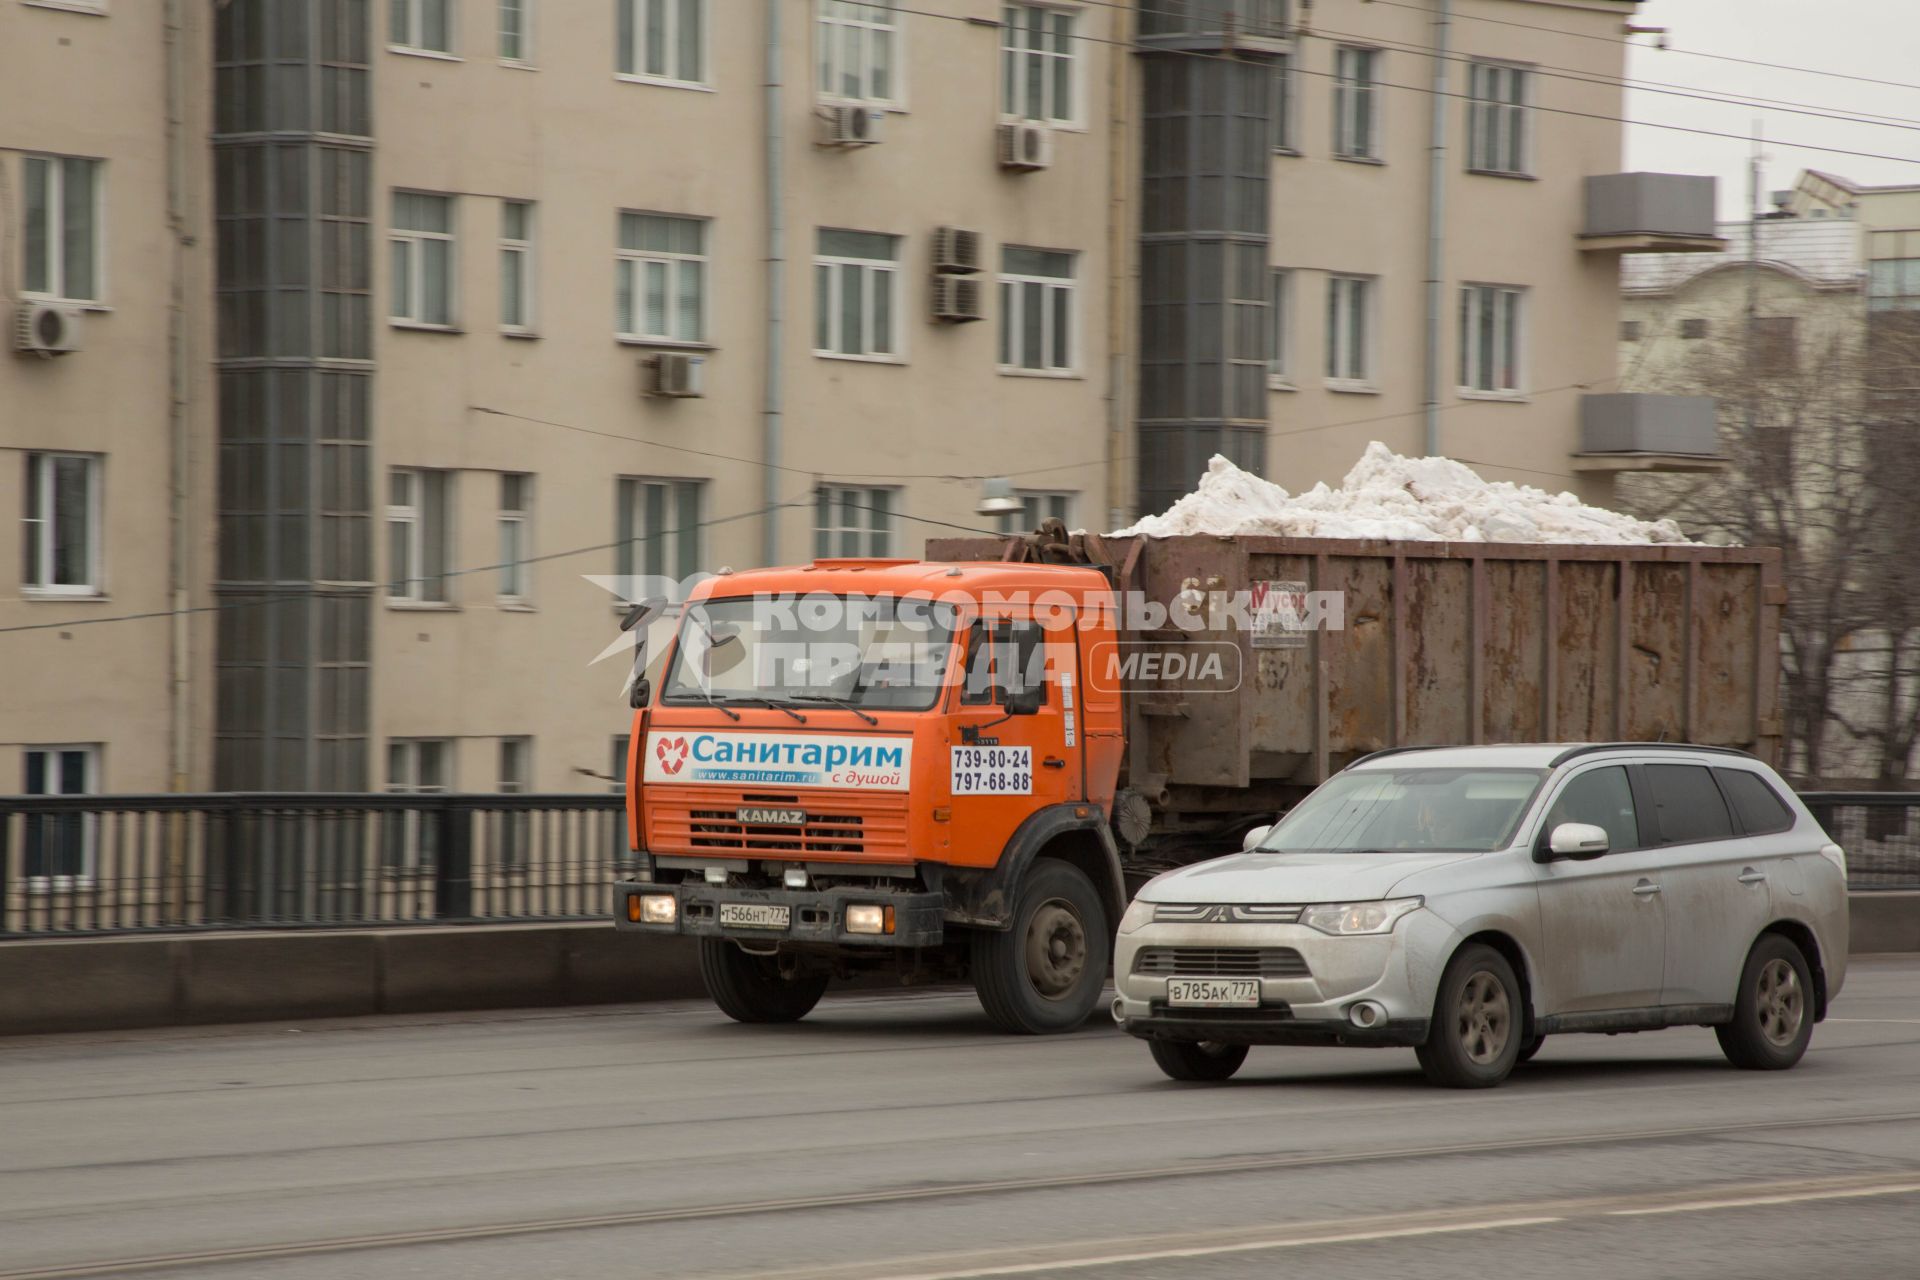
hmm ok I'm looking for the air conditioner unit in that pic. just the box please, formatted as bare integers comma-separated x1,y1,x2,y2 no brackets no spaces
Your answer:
822,104,884,147
932,226,983,275
930,276,984,324
13,301,85,356
644,351,706,398
997,121,1053,172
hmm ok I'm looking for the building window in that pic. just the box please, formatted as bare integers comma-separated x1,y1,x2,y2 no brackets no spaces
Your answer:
1325,274,1375,384
1680,317,1709,339
1271,54,1296,152
390,0,454,53
391,192,456,327
23,745,98,883
1459,284,1524,393
814,228,900,358
617,0,707,85
999,490,1074,534
1002,5,1076,124
496,736,531,866
815,486,895,557
385,739,451,871
499,0,530,61
1269,269,1292,381
818,1,900,105
616,477,704,582
1620,320,1643,342
498,473,531,602
1332,47,1379,161
387,468,451,604
499,200,534,332
998,246,1076,373
1867,258,1920,311
22,452,100,595
1466,62,1530,176
617,212,707,342
23,155,101,302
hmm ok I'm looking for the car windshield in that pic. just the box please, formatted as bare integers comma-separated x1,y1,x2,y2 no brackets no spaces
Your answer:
660,593,959,712
1256,767,1547,854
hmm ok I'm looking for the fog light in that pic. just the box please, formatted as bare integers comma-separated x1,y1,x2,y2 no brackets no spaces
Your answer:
640,893,677,925
783,867,809,889
1349,1000,1385,1028
846,904,885,934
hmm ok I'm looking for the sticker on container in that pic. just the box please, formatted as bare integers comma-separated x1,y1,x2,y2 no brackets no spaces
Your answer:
951,745,1033,795
1251,579,1312,649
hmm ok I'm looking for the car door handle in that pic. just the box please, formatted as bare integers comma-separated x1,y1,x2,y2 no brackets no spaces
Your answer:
1632,880,1662,896
1042,757,1066,769
1737,869,1768,885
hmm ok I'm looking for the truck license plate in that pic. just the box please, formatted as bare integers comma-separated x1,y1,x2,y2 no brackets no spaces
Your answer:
1166,978,1260,1008
719,903,791,930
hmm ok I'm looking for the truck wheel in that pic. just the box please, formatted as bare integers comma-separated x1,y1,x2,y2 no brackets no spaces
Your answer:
699,940,829,1024
1715,933,1814,1070
1149,1039,1249,1082
1415,943,1522,1089
971,859,1110,1035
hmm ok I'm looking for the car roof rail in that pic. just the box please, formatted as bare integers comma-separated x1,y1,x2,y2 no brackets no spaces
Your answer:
1343,746,1439,770
1548,742,1758,768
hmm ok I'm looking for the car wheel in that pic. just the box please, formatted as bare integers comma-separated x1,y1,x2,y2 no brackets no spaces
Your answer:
1415,943,1523,1088
972,859,1110,1034
1515,1033,1546,1065
1715,933,1815,1071
699,940,830,1024
1149,1039,1250,1082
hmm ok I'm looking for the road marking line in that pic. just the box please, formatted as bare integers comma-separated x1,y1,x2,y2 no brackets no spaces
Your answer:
1829,1018,1920,1024
877,1218,1567,1280
1608,1183,1920,1216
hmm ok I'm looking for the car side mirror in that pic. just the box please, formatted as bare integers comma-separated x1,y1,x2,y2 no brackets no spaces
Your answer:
1546,822,1609,861
1241,823,1273,852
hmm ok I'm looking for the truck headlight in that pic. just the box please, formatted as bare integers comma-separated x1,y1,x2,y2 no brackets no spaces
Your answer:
846,904,895,935
1118,899,1154,934
639,893,677,925
1301,897,1422,936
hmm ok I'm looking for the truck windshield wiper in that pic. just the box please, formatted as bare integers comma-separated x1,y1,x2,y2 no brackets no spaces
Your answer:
788,694,880,726
720,695,808,723
687,690,741,721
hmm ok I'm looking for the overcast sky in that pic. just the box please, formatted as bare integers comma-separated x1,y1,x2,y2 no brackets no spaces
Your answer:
1621,0,1920,217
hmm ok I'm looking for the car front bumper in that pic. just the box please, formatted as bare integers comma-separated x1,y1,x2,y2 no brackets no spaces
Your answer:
612,879,946,948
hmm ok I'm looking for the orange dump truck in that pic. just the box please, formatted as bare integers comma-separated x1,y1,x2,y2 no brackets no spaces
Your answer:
613,535,1783,1033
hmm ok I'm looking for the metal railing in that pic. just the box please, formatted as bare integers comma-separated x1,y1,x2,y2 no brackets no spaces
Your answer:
1799,793,1920,891
0,793,628,937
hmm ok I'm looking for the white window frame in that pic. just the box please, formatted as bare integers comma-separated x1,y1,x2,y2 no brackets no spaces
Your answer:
814,485,897,557
616,212,709,343
1458,283,1526,396
22,154,104,304
390,191,457,329
387,467,452,605
498,0,532,64
22,451,103,596
1271,54,1297,154
1001,4,1079,127
385,738,452,873
617,0,709,88
817,1,903,107
1325,273,1377,389
499,200,534,334
616,477,706,583
1332,46,1380,162
389,0,456,56
495,735,533,867
23,744,100,889
998,246,1077,376
999,490,1075,534
497,472,532,604
1268,268,1293,386
814,229,902,361
1466,61,1531,177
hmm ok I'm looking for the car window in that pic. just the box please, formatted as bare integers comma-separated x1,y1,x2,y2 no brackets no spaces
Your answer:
1714,768,1795,836
1543,765,1639,854
1645,763,1735,844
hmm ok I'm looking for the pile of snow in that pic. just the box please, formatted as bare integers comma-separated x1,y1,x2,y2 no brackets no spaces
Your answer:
1114,443,1696,545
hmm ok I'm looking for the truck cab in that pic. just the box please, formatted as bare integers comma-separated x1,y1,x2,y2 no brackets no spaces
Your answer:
613,557,1128,1033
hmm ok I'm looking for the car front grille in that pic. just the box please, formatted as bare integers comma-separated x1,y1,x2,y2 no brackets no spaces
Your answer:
1132,947,1312,979
1151,903,1306,924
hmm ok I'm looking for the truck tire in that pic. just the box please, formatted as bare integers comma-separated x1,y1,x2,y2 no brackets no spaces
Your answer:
1715,933,1814,1071
1148,1039,1250,1082
699,940,830,1024
1415,943,1523,1089
971,859,1110,1035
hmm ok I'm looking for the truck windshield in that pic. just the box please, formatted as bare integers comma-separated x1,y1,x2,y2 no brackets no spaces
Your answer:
1256,767,1546,854
660,594,960,712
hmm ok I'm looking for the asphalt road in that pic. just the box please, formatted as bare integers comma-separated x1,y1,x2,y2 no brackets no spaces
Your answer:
2,956,1919,1280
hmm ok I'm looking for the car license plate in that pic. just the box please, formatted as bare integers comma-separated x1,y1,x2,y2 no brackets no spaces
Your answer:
1166,978,1260,1008
719,903,791,930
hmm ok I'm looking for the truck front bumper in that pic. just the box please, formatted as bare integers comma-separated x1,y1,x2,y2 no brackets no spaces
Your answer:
613,879,946,948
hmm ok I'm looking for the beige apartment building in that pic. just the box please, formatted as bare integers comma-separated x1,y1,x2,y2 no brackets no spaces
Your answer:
2,0,1715,805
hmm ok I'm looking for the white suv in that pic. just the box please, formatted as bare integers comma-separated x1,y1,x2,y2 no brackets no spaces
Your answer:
1112,744,1849,1088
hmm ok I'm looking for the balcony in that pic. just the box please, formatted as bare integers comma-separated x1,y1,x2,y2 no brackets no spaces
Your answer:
1571,393,1729,473
1580,174,1725,254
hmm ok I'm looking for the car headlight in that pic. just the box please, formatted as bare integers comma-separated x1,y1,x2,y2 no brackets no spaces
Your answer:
1118,899,1154,934
1301,897,1423,936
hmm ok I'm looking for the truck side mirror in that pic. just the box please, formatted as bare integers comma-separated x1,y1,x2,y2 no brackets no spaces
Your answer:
629,677,651,710
1004,682,1043,716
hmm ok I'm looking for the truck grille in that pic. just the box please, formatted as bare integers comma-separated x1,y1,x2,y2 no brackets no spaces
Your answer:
646,789,909,861
1133,947,1311,979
